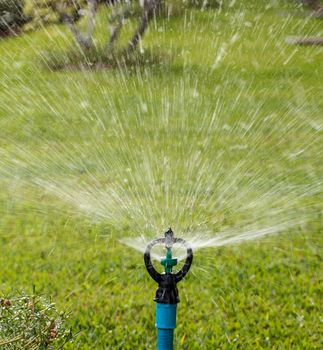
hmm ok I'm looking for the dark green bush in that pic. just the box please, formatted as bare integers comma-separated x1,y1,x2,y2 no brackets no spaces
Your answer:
24,0,84,31
0,0,26,35
41,45,170,70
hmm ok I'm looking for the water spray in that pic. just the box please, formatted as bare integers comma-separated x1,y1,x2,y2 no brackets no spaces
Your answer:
144,228,193,350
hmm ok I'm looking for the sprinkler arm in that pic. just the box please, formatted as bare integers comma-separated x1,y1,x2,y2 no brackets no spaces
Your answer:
144,228,193,302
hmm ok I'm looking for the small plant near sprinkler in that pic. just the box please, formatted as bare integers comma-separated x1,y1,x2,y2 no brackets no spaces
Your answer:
0,291,74,349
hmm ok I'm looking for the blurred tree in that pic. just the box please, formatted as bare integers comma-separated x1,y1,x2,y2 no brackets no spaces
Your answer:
26,0,161,52
127,0,162,51
57,0,96,49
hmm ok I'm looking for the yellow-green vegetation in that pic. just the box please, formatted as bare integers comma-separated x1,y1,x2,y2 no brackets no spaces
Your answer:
23,0,83,31
0,0,322,349
0,291,73,349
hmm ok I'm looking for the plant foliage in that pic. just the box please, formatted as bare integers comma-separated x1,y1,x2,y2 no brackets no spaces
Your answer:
24,0,84,30
0,0,26,35
0,291,74,349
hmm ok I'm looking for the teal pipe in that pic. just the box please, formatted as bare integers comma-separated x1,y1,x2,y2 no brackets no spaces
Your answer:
157,329,174,350
156,303,177,350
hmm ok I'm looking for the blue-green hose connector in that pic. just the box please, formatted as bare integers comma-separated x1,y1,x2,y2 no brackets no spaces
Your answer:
156,304,177,350
144,228,193,350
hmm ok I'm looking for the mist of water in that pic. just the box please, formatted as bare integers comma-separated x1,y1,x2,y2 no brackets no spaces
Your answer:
0,5,321,259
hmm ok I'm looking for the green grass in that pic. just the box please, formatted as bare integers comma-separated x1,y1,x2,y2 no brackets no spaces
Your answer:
0,1,322,349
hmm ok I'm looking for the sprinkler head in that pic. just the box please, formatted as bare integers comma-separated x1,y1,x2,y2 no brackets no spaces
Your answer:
144,228,193,304
161,228,178,273
164,227,174,248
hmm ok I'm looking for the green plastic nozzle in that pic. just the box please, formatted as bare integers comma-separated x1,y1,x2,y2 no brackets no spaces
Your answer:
160,247,178,273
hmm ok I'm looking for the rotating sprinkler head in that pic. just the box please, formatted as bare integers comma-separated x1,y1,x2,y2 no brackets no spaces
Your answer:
161,228,177,274
144,228,193,350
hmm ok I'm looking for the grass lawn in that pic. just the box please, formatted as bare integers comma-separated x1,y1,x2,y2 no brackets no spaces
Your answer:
0,0,322,349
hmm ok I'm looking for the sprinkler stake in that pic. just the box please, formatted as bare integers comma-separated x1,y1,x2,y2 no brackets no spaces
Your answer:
144,228,193,350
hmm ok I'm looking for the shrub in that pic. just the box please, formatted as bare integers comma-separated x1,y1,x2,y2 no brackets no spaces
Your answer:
41,45,170,70
24,0,84,31
0,0,27,35
0,291,74,349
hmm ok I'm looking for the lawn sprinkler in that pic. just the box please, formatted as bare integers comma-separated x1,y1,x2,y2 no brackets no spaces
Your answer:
144,228,193,350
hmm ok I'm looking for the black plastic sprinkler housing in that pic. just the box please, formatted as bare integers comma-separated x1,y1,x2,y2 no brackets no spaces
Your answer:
144,228,193,350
